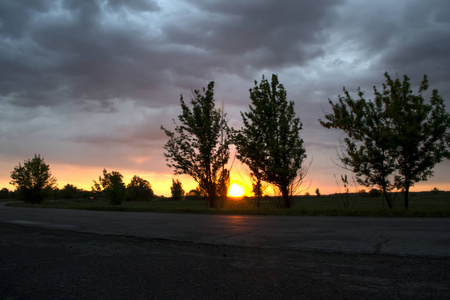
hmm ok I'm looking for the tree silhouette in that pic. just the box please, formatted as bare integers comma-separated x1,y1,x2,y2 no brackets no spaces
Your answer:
161,82,230,208
251,178,265,208
320,82,397,208
10,154,57,204
170,179,185,200
0,188,12,199
382,73,450,208
93,169,126,205
321,72,450,208
234,74,307,208
61,184,78,199
315,188,320,197
127,175,154,201
217,168,230,208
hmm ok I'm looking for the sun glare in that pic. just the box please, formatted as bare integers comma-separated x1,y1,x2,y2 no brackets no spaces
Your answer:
228,183,245,197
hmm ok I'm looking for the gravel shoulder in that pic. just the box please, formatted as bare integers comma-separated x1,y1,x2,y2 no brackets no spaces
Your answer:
1,223,449,299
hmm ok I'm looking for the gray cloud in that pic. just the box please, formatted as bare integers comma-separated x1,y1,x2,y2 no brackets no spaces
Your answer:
166,0,342,68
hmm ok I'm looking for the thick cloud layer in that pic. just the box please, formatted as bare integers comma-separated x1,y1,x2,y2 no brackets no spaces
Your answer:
1,0,449,194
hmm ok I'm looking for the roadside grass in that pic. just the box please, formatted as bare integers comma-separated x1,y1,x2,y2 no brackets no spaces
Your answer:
7,191,450,217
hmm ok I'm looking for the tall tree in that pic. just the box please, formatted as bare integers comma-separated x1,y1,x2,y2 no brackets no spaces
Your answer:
61,184,79,199
320,86,397,208
234,74,307,208
10,154,57,204
170,179,185,200
161,82,230,208
381,73,450,208
320,72,450,208
217,168,230,208
251,177,265,208
127,175,154,201
93,169,126,205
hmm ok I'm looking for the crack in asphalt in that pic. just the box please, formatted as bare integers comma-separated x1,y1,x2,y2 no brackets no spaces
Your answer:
374,235,390,254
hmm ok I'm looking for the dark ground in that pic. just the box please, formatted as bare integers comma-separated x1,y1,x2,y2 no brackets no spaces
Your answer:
0,224,449,299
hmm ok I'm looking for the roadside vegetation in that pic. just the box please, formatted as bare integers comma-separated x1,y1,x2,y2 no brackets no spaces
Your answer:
7,191,450,217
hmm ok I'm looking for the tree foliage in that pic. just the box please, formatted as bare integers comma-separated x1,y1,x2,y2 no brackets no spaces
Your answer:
170,179,185,200
0,188,13,199
320,72,450,208
216,168,230,208
234,74,307,208
161,82,230,208
61,184,79,199
127,175,154,201
93,169,126,205
251,178,266,208
10,154,57,204
320,83,397,207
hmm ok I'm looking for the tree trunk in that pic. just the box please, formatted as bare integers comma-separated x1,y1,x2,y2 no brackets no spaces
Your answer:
382,190,393,209
404,184,410,209
281,186,290,208
381,183,393,209
207,192,216,208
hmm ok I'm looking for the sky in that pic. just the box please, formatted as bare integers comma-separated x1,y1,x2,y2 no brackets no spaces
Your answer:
1,0,450,196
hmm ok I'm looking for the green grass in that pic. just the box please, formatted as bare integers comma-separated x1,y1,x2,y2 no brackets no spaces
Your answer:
7,191,450,217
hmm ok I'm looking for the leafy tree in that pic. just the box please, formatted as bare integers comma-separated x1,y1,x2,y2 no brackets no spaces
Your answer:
382,73,450,208
61,184,78,199
315,188,320,197
170,179,185,200
320,72,450,208
108,172,126,205
217,168,230,207
234,74,307,208
0,188,12,199
127,175,154,201
369,188,381,197
93,169,126,205
161,82,230,208
320,84,396,207
251,178,266,208
184,188,205,201
10,154,57,204
187,188,203,197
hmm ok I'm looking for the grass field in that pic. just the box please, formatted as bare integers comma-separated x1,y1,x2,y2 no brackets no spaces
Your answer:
7,191,450,217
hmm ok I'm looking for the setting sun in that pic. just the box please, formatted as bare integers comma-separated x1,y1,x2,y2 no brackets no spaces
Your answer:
228,183,245,197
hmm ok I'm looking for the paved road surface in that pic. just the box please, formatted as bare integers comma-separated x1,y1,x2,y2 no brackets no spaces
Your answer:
1,204,449,299
1,203,449,257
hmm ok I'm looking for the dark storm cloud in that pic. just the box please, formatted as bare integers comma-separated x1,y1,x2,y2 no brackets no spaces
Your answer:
0,0,346,109
166,0,343,69
0,0,49,38
329,0,450,79
107,0,160,12
0,0,165,108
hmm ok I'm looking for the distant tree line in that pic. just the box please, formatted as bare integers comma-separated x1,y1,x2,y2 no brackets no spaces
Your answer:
7,155,186,205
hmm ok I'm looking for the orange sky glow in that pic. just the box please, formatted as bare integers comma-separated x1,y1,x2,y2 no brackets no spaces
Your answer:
1,159,449,197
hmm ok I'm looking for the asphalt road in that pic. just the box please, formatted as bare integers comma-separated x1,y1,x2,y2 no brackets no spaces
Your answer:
1,203,449,257
1,204,449,299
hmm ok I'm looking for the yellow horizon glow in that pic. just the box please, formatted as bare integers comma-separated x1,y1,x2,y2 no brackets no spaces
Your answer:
1,160,449,197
